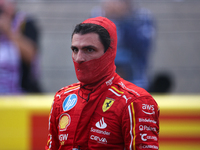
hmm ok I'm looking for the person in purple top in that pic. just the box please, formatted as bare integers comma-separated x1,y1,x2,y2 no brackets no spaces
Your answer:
0,0,41,94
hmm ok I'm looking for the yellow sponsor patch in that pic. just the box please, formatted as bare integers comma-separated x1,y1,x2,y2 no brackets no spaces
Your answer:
102,98,115,112
59,113,71,131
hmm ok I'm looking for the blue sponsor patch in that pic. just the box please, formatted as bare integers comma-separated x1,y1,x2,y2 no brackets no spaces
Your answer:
63,94,77,111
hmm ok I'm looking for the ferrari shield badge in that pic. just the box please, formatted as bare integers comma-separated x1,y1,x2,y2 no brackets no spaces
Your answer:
102,98,114,112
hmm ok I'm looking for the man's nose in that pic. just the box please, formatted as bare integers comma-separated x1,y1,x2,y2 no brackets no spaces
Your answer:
75,50,86,63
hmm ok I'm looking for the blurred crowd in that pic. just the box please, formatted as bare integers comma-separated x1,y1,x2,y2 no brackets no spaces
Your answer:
91,0,156,90
0,0,41,95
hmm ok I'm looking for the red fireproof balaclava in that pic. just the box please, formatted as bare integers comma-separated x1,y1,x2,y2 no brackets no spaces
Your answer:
73,17,117,87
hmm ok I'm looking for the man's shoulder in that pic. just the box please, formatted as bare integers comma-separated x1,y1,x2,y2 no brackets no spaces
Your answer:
111,80,155,105
105,80,156,117
110,81,158,120
53,82,80,102
115,80,149,97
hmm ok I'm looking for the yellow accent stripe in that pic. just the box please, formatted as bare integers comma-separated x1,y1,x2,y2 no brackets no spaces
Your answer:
65,85,80,91
111,86,124,94
47,139,51,148
131,102,136,150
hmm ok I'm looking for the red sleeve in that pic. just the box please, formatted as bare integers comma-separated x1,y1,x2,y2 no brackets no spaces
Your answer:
45,98,60,150
122,96,159,150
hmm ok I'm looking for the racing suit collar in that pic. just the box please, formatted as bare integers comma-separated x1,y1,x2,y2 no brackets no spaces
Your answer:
77,73,120,102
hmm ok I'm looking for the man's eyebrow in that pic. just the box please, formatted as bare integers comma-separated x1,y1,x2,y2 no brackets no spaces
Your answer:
71,46,77,49
71,45,97,49
82,45,97,49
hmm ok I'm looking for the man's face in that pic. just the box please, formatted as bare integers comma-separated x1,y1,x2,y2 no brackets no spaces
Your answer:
71,33,105,63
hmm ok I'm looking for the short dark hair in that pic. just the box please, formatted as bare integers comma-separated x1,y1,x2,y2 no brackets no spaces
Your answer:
72,23,111,52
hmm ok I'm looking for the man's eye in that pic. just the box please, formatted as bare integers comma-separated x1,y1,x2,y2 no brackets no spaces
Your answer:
87,48,94,52
72,48,78,53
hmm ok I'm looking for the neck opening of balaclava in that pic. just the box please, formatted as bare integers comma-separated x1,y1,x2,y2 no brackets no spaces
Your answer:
73,17,117,88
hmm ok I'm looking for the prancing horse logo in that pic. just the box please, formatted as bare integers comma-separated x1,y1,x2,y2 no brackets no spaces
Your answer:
102,98,114,112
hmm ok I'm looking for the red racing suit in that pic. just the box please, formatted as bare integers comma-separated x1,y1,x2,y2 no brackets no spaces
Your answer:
46,73,159,150
46,16,159,150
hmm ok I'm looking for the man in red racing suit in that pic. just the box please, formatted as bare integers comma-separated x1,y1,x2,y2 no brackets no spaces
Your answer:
46,17,159,150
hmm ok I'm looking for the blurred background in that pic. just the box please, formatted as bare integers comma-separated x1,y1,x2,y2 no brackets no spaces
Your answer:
0,0,200,150
14,0,200,94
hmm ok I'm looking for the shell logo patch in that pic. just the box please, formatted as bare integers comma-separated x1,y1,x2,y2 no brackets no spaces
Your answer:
59,113,71,131
102,98,114,112
63,94,77,111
